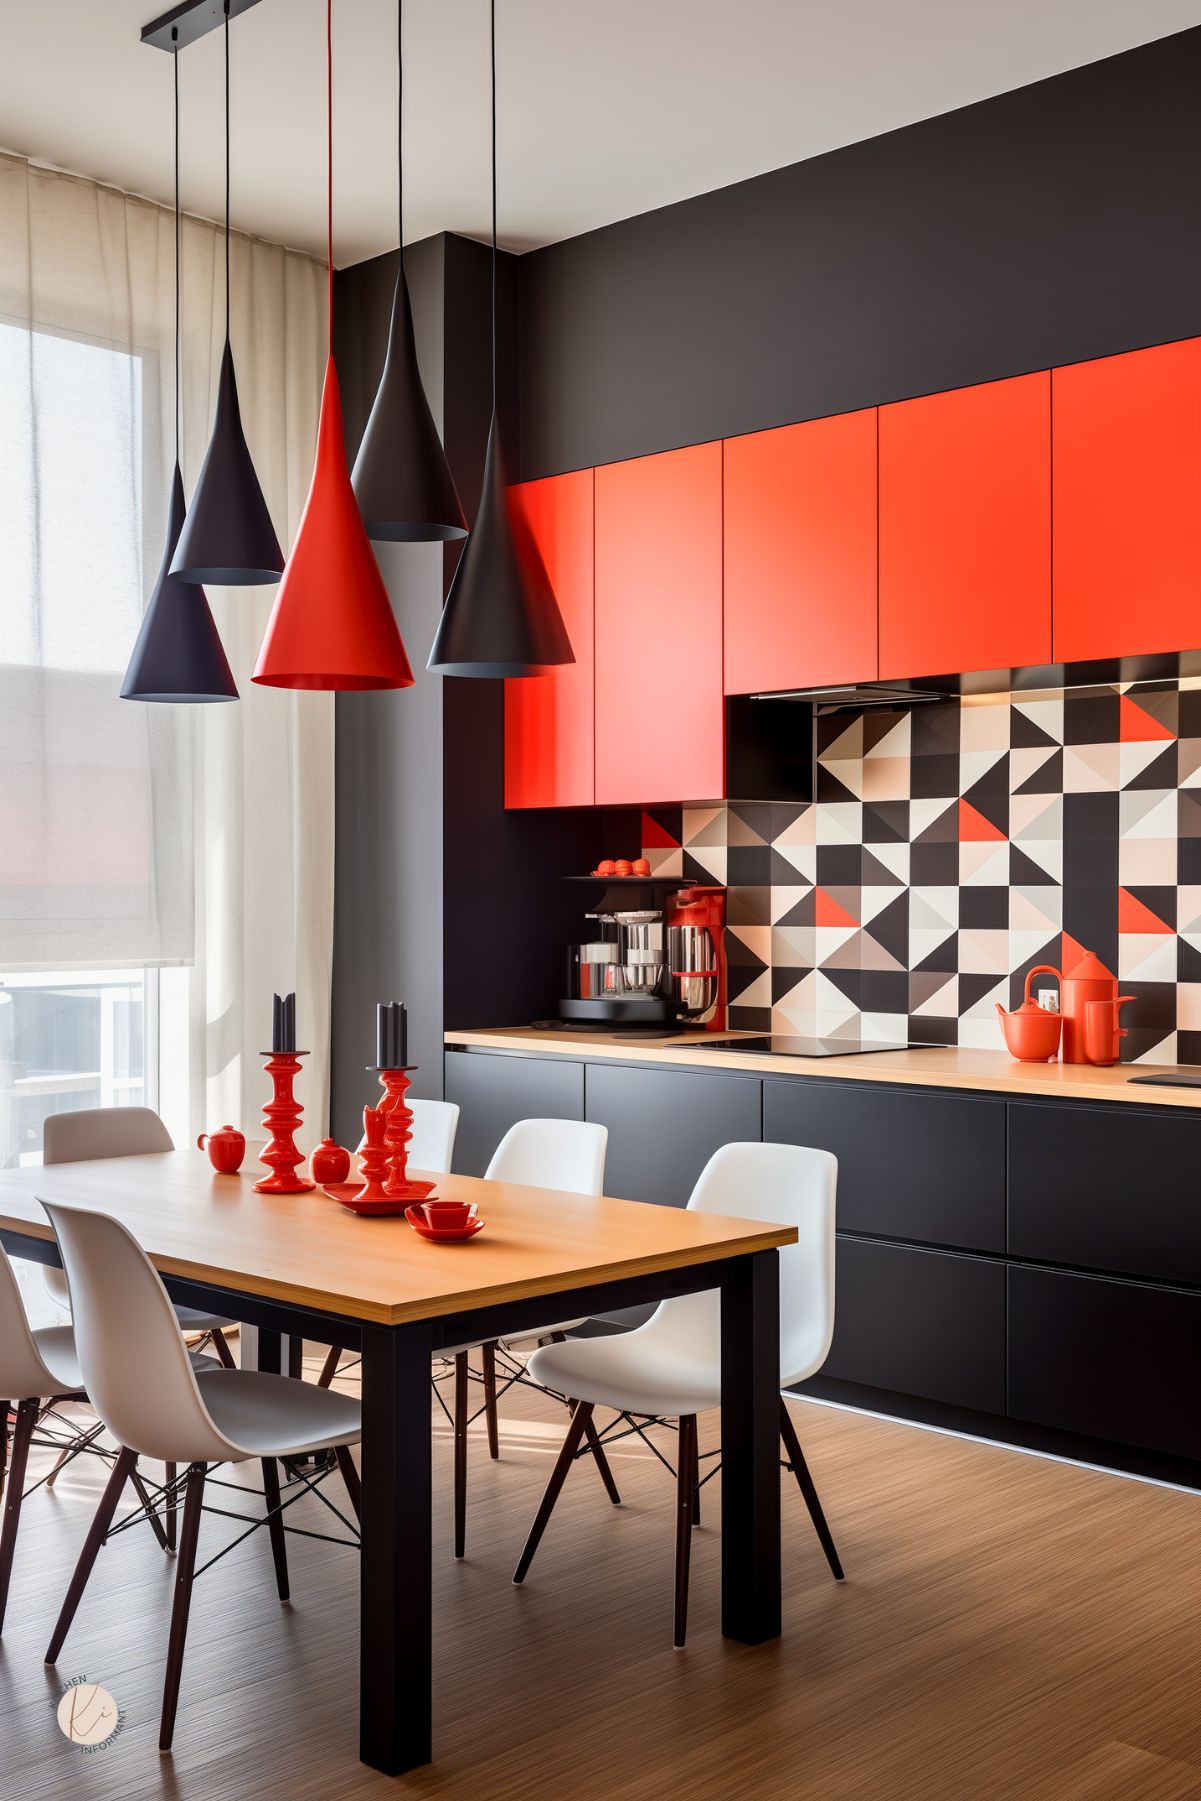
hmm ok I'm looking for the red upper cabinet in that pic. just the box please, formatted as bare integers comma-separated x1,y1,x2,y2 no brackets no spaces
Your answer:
878,373,1052,678
723,410,878,694
1052,339,1201,663
594,443,724,806
504,470,595,809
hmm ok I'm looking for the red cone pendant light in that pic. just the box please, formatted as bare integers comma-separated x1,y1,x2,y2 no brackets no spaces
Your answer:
253,0,413,693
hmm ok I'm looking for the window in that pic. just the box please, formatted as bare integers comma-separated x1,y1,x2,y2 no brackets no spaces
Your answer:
0,314,194,974
0,969,157,1168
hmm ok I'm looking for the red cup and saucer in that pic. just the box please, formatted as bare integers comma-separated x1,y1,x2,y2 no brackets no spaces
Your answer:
406,1199,484,1242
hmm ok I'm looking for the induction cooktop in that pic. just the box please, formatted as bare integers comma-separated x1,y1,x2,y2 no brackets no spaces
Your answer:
690,1036,939,1057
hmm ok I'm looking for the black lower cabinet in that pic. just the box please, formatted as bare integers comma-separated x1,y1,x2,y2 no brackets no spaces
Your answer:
1008,1102,1201,1286
584,1061,761,1208
764,1078,1005,1252
443,1050,584,1176
813,1236,1007,1415
1008,1264,1201,1461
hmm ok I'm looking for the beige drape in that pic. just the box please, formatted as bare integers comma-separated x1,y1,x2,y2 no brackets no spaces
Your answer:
0,152,335,1144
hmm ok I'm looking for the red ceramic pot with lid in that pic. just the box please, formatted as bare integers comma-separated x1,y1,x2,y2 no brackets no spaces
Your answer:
198,1125,246,1174
310,1138,351,1186
995,966,1062,1062
1061,949,1120,1064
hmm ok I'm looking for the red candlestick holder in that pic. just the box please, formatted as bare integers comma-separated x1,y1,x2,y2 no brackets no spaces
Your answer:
372,1066,437,1203
254,1052,316,1195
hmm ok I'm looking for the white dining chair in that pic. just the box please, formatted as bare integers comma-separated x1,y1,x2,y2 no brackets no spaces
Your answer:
442,1118,612,1559
0,1241,218,1635
512,1140,844,1648
43,1108,239,1368
315,1097,462,1390
38,1197,363,1753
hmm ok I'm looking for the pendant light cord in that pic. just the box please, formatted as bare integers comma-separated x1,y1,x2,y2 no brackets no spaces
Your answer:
490,0,497,416
224,0,231,344
397,0,403,275
173,33,181,467
327,0,334,337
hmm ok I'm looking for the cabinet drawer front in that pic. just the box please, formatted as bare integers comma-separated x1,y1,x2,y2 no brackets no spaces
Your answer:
1008,1102,1201,1285
764,1079,1005,1252
443,1051,584,1177
1008,1265,1201,1460
585,1062,761,1208
818,1237,1006,1414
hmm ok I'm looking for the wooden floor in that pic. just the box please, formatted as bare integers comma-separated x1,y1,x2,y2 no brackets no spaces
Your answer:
1,1351,1199,1801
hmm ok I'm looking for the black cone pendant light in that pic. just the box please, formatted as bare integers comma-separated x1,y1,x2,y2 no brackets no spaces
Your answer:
427,0,573,676
170,1,283,585
351,0,466,542
122,34,237,705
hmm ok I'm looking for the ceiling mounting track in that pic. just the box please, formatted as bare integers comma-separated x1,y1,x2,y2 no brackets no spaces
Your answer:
141,0,265,53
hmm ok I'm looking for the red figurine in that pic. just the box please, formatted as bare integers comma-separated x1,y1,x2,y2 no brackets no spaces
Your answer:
354,1104,391,1202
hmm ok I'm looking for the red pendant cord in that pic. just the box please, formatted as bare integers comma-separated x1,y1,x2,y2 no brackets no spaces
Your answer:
327,0,333,344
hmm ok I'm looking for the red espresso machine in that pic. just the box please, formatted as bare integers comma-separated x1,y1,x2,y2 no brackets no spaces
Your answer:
561,876,728,1032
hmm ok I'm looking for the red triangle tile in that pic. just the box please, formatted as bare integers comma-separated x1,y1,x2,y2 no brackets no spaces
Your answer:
958,798,1006,843
1117,886,1174,935
1119,694,1175,743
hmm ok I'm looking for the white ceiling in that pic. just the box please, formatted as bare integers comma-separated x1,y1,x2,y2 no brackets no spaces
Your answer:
3,0,1200,268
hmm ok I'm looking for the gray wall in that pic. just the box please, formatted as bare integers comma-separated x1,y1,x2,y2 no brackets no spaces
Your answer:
517,23,1201,479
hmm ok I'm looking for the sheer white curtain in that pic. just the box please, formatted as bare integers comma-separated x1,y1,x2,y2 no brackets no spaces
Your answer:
0,152,334,1142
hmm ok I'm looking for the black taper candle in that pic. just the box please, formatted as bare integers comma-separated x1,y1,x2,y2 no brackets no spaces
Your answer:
376,1002,389,1069
398,1002,408,1067
272,993,283,1054
283,992,296,1053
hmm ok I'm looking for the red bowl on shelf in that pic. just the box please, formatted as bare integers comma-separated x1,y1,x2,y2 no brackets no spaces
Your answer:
406,1203,485,1242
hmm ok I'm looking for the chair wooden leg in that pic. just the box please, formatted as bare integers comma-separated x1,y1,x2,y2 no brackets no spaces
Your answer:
512,1400,593,1585
211,1329,237,1370
481,1343,499,1459
0,1399,37,1635
453,1352,469,1559
691,1424,701,1527
44,1415,106,1490
674,1416,697,1649
581,1412,622,1506
780,1399,844,1581
316,1345,341,1389
261,1458,290,1601
164,1462,177,1551
159,1462,206,1752
334,1444,361,1522
46,1445,138,1663
0,1401,10,1480
131,1467,171,1554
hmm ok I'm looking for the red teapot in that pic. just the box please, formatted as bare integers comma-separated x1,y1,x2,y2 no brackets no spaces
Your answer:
1011,949,1126,1064
198,1125,246,1174
995,969,1062,1062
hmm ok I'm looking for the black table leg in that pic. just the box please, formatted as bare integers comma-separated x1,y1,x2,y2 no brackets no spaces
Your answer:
360,1320,433,1774
256,1328,282,1376
720,1249,781,1644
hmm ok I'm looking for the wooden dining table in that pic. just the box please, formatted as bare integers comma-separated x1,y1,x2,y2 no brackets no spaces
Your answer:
0,1151,795,1775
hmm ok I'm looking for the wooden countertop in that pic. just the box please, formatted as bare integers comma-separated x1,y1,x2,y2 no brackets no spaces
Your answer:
445,1027,1201,1110
0,1153,795,1327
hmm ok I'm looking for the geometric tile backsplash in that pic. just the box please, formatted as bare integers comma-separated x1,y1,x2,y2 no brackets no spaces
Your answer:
641,679,1201,1064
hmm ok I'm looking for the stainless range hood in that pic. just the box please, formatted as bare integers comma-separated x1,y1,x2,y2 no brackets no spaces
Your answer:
750,684,949,713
